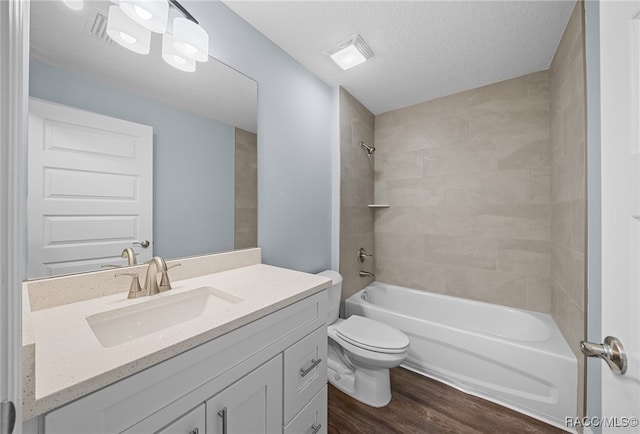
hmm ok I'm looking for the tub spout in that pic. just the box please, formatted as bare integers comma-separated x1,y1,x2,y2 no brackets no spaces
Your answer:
359,271,374,278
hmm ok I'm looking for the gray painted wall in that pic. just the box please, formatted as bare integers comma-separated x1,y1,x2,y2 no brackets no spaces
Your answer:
186,0,334,273
29,60,235,260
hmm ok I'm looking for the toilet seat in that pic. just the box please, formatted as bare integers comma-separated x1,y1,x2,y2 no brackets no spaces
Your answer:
336,316,409,354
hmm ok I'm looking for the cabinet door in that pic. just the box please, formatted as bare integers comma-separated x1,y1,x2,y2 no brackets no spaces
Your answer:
156,404,205,434
206,355,282,434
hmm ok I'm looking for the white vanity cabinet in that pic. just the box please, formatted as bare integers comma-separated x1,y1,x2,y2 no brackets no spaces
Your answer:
41,290,327,434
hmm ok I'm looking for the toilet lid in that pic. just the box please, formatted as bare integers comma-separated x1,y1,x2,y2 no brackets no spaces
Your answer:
336,316,409,353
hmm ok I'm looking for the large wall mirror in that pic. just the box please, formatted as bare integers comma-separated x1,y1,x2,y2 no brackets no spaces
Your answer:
28,0,258,279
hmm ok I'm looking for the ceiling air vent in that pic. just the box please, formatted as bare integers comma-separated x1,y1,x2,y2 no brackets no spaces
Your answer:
83,8,114,44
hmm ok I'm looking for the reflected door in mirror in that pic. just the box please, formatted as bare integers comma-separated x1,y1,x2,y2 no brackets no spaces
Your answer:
28,99,153,278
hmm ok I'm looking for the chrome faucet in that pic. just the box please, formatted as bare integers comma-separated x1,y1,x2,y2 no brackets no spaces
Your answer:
121,247,137,266
144,256,169,295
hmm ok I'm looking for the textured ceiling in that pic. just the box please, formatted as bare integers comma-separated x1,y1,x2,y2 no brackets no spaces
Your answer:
223,0,574,115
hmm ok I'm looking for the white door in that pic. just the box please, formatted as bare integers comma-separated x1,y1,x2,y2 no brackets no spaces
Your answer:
597,1,640,431
28,98,153,278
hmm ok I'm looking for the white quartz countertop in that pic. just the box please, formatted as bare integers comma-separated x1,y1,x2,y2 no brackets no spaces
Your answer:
23,263,330,418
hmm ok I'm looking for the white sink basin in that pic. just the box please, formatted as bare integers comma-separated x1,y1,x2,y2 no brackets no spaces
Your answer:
86,287,244,347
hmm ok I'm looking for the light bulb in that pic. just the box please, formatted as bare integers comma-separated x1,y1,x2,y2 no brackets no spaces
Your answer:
134,5,152,21
161,32,196,72
173,55,186,65
62,0,84,11
183,44,198,55
106,5,151,54
119,1,169,33
172,17,209,62
120,32,136,44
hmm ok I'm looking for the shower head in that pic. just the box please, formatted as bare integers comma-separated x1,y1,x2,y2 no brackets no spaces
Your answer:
360,141,375,157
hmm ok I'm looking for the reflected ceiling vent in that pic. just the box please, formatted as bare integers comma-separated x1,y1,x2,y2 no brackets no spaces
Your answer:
83,8,114,44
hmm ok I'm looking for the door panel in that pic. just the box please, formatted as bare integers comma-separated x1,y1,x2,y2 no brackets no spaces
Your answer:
598,1,640,429
27,98,153,278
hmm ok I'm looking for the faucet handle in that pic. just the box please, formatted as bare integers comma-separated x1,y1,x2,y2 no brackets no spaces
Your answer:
159,263,181,292
116,273,143,299
358,248,373,264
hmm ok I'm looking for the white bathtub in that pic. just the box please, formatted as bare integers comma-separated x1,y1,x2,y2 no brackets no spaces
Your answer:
345,282,577,430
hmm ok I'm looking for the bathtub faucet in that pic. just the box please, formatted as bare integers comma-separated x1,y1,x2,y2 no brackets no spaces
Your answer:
359,271,375,278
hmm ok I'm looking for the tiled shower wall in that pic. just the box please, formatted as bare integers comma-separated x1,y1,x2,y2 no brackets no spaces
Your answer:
235,128,258,249
549,1,586,415
373,71,552,312
339,88,375,301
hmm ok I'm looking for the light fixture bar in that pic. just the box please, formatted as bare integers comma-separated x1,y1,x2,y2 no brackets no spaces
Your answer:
168,0,198,24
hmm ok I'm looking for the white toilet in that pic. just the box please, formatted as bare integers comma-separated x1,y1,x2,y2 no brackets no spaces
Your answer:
317,270,409,408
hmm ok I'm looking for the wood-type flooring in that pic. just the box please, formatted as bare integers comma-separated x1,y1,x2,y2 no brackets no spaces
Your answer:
327,367,568,434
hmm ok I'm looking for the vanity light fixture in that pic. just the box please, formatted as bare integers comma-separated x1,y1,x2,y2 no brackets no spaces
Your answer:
172,17,209,62
326,34,373,70
119,0,169,34
106,5,152,55
161,32,196,72
63,0,209,72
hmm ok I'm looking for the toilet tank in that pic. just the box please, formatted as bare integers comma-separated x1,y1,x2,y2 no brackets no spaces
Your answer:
316,270,343,324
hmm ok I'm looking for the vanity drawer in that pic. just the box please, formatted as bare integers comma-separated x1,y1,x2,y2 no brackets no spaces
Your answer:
124,403,205,434
155,404,205,434
283,326,327,424
283,386,327,434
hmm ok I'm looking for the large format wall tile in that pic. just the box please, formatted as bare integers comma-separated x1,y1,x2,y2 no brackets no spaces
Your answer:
445,267,528,309
529,167,551,204
549,1,586,418
471,204,551,240
497,239,551,277
423,147,498,176
446,170,529,206
374,70,551,313
234,128,257,249
381,176,446,207
340,88,375,300
424,235,497,270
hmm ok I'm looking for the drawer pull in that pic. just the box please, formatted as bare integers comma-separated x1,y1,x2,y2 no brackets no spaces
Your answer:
300,358,322,377
218,406,227,434
188,429,199,434
311,423,322,434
